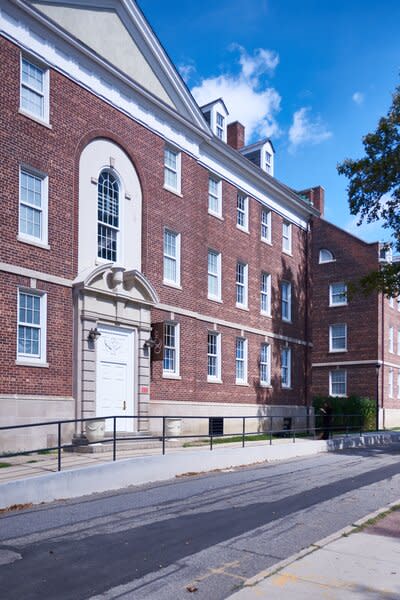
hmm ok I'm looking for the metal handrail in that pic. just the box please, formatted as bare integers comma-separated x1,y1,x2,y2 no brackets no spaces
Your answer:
0,413,365,472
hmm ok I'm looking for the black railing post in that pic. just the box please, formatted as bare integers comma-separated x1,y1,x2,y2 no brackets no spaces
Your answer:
57,421,61,472
113,417,116,461
242,417,245,448
210,430,213,451
293,428,296,443
162,417,166,455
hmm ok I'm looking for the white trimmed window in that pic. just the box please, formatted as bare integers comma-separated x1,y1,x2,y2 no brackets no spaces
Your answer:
389,296,394,308
329,282,347,306
208,176,222,217
163,229,181,287
329,324,347,352
235,337,248,384
20,56,49,122
97,170,120,262
19,168,48,245
281,347,291,388
260,272,271,316
397,370,400,399
265,151,272,175
216,112,225,139
207,331,221,381
261,209,272,243
164,146,181,193
319,249,335,263
330,370,347,397
260,343,271,386
163,322,180,377
237,193,249,231
282,221,292,254
236,262,248,308
389,368,394,398
17,290,47,363
281,281,292,322
208,250,221,301
397,329,400,355
389,326,394,353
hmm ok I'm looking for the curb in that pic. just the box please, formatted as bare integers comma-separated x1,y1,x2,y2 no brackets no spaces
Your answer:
240,496,400,589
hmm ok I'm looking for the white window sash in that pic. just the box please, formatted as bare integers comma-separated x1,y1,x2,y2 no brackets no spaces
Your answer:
282,222,292,254
281,348,291,388
237,194,248,230
281,282,292,322
163,322,180,377
207,332,221,381
20,56,49,122
163,230,181,286
329,324,347,351
330,370,347,397
208,177,221,216
236,263,248,308
235,338,248,384
259,343,271,385
261,273,271,315
17,289,47,363
261,209,271,243
208,250,221,301
329,283,347,306
164,147,181,193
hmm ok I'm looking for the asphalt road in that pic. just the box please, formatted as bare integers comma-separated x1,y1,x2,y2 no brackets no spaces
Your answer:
1,445,400,600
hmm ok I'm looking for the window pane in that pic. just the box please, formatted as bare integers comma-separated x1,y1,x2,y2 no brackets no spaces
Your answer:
163,324,176,372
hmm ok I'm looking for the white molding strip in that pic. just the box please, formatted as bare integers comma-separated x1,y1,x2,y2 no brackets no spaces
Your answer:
312,359,379,368
0,394,74,402
151,399,307,409
157,303,310,346
0,262,72,287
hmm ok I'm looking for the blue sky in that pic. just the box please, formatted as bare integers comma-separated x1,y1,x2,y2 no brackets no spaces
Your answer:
139,0,399,244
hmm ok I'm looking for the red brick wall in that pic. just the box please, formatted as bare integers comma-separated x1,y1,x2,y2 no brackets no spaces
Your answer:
0,36,309,406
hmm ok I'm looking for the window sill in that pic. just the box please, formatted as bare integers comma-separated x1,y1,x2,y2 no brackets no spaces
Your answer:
208,296,223,304
236,225,250,234
261,311,272,318
17,235,50,250
208,211,224,221
163,185,183,198
329,394,347,398
282,249,293,257
163,281,182,290
15,360,49,368
236,304,249,311
282,385,292,390
282,318,292,324
259,383,272,388
329,303,348,308
207,378,223,384
329,349,348,353
18,109,52,130
261,238,272,246
235,381,249,386
162,373,181,380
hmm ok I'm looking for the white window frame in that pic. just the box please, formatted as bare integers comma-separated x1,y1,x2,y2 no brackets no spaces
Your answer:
397,329,400,356
389,296,394,308
216,112,225,140
319,249,335,264
281,347,291,388
389,368,394,398
208,176,222,218
162,322,180,378
389,326,394,353
207,249,222,302
236,193,249,232
20,55,49,124
329,323,347,352
265,151,272,174
163,146,181,194
282,221,292,254
329,282,348,306
18,166,48,247
259,343,271,386
16,289,47,365
97,169,121,263
235,337,248,384
329,369,347,397
236,262,248,309
261,209,272,244
163,229,181,288
281,281,292,322
260,272,271,316
207,331,221,382
397,369,400,399
397,296,400,312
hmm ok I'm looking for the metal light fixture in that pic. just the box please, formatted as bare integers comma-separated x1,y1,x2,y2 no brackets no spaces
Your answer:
88,327,101,342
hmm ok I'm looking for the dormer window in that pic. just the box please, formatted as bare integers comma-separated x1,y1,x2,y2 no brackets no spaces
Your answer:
265,151,272,174
319,249,335,264
241,139,275,176
216,113,224,139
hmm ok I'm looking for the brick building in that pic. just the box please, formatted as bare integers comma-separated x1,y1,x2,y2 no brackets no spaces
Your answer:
0,0,318,450
307,188,400,429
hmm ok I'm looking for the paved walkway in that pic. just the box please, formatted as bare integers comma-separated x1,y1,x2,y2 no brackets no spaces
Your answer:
229,501,400,599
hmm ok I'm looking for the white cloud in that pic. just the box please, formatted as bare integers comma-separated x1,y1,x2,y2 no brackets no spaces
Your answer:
178,63,196,84
191,46,281,141
288,107,332,151
352,91,364,105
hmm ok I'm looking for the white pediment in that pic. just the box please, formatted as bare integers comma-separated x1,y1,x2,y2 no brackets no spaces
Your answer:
31,1,177,107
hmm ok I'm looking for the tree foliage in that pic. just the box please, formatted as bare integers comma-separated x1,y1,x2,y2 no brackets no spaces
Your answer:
337,84,400,295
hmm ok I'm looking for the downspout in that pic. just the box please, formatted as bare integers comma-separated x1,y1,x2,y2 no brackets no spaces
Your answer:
380,289,385,429
305,218,312,428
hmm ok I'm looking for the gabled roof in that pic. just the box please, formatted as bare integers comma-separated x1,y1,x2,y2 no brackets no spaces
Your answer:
24,0,211,133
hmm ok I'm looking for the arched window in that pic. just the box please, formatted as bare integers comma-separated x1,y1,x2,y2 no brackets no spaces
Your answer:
319,248,335,264
97,170,119,262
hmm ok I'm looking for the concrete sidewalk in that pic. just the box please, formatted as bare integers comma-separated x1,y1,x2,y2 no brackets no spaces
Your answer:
228,500,400,599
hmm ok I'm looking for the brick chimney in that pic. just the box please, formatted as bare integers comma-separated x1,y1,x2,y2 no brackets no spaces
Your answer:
227,121,245,150
298,186,325,216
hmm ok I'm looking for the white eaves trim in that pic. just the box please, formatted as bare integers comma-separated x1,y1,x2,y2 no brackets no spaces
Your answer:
2,2,315,228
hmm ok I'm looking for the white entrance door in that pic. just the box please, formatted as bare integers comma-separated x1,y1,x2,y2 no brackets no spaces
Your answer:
96,325,135,432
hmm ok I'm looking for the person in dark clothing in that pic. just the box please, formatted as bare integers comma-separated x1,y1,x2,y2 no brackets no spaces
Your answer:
320,402,333,440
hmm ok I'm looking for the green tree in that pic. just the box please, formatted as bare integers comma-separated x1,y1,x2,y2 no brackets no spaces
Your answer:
337,85,400,295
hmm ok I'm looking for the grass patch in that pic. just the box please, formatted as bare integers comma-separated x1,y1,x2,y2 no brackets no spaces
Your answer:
37,449,55,455
26,460,38,464
353,504,400,533
0,462,12,469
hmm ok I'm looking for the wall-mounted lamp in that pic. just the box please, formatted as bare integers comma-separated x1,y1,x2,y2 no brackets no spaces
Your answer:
144,338,156,349
88,327,101,342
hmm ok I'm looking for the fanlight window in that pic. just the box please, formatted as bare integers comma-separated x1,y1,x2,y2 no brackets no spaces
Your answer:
319,248,335,264
97,170,119,262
